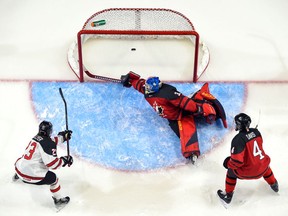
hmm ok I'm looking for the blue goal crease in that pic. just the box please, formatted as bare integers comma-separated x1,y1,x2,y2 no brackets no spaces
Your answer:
31,82,245,171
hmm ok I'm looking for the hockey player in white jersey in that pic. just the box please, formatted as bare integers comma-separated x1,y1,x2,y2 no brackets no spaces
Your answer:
13,120,73,209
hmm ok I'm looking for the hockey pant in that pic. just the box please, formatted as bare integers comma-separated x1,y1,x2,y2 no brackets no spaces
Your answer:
225,167,277,193
21,171,63,199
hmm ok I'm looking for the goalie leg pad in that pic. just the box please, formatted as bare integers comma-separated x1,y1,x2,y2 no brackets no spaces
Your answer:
178,116,200,158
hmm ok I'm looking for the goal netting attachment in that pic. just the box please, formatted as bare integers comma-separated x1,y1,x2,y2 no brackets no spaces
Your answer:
67,8,210,82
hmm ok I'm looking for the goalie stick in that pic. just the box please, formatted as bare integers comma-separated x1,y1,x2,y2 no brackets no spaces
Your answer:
59,88,70,158
85,70,121,83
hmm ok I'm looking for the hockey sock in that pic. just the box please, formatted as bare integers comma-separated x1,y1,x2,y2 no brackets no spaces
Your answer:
225,173,237,193
263,167,277,185
50,178,62,199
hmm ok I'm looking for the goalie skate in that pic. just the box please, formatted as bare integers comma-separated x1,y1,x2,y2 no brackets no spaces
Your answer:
189,154,198,165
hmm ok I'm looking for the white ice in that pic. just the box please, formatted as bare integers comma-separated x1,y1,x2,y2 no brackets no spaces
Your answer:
0,0,288,215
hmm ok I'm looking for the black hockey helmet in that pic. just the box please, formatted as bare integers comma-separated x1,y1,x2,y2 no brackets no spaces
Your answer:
234,113,251,131
38,120,53,136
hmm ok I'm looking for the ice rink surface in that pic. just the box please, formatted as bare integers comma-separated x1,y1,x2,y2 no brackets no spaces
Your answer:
1,0,288,215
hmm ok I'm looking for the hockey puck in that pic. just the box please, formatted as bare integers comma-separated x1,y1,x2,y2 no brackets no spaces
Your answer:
131,48,136,51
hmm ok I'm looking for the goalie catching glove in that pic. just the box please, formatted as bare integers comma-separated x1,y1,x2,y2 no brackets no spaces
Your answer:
58,130,72,142
194,102,217,124
192,82,228,128
120,71,140,87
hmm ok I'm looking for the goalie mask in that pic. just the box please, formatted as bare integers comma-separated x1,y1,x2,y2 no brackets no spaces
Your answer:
145,77,162,94
234,113,251,131
38,120,53,136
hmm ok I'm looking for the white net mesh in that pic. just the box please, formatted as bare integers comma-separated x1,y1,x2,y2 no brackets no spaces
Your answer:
67,8,210,82
83,8,195,31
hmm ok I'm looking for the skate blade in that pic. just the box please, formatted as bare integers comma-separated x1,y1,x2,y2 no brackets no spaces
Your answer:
218,197,230,209
55,202,69,213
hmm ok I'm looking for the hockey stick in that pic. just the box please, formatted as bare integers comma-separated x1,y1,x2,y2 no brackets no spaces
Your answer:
85,70,121,83
255,109,261,129
59,88,70,157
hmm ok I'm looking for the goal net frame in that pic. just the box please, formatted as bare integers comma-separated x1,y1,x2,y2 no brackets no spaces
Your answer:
67,8,210,83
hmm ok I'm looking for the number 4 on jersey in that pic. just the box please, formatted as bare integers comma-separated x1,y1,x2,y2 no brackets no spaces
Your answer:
253,141,264,160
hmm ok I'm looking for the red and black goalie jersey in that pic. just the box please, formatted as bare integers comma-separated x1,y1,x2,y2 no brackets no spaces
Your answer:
131,78,198,120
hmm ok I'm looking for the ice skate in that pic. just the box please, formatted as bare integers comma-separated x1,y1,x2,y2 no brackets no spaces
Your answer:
12,173,19,182
189,154,198,165
217,190,233,208
270,180,279,192
52,196,70,211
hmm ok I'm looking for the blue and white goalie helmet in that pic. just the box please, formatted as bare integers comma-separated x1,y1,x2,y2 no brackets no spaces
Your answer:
145,77,162,94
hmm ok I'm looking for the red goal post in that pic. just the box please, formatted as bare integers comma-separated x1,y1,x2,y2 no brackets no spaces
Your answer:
67,8,210,83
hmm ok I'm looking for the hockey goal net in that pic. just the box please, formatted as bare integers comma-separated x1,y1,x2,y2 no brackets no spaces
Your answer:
68,8,210,82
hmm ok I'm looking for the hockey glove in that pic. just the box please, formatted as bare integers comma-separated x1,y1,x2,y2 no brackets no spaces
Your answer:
120,71,140,87
194,102,216,124
202,102,216,117
58,130,72,142
61,156,73,167
223,156,231,169
192,82,227,128
194,104,203,116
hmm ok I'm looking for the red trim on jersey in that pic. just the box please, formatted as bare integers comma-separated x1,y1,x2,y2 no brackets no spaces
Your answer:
54,136,59,145
53,158,63,169
15,167,44,181
46,157,62,169
14,157,22,166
